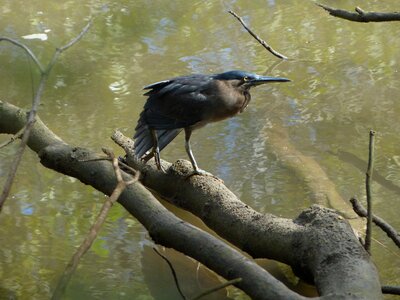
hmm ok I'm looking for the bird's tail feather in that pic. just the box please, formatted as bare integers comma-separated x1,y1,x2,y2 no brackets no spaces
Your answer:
134,121,182,159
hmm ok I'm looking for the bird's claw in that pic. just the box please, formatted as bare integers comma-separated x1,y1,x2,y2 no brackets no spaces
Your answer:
157,164,167,174
185,168,224,182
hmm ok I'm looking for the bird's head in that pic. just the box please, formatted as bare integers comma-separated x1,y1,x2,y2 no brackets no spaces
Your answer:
214,70,290,89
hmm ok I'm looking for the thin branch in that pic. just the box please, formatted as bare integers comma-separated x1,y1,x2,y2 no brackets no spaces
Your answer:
0,37,45,73
0,77,45,210
153,247,187,300
0,19,92,212
350,198,400,248
365,130,375,253
382,285,400,295
0,125,27,149
57,18,93,53
51,150,139,299
46,18,93,73
191,278,242,300
78,153,139,177
228,10,288,60
317,3,400,22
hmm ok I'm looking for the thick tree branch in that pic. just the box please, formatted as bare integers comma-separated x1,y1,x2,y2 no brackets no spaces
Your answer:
0,101,306,300
0,101,383,299
113,131,382,299
317,4,400,22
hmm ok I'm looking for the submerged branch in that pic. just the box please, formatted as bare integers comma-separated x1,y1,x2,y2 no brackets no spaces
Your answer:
191,278,242,300
153,247,187,300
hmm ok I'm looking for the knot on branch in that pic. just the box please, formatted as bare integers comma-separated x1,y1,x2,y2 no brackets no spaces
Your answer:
294,204,343,226
169,159,196,177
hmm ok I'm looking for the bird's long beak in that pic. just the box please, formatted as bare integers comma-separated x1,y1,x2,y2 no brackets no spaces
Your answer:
249,75,291,86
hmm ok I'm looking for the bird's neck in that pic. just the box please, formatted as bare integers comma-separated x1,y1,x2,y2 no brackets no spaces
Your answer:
208,80,251,122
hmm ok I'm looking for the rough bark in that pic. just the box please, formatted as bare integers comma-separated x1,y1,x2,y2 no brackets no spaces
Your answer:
42,145,307,300
1,101,383,299
0,101,306,300
115,131,382,299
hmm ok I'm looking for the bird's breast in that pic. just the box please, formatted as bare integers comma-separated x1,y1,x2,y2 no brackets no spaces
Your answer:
207,82,249,122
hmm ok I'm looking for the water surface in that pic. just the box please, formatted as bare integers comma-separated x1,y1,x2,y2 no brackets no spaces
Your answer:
1,0,399,298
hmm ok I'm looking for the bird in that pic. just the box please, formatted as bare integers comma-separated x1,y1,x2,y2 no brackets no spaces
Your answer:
133,70,290,174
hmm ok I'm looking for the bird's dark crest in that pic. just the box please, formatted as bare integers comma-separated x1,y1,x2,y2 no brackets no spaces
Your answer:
213,70,253,80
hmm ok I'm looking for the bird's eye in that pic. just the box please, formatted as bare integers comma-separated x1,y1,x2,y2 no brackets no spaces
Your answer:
243,76,249,82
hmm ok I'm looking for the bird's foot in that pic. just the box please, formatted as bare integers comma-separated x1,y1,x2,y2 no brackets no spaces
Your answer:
157,164,167,174
185,168,224,182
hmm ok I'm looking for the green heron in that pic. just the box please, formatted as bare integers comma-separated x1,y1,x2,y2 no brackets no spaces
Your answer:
134,70,290,174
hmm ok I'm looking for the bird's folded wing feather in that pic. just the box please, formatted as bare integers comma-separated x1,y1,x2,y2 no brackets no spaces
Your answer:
134,74,214,158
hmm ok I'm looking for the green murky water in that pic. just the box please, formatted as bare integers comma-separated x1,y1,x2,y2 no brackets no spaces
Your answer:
1,0,399,299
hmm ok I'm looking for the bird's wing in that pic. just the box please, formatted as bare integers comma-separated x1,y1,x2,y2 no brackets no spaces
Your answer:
134,74,213,158
143,80,172,95
142,74,214,129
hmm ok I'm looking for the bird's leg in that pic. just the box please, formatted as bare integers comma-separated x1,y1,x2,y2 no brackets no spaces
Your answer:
142,151,154,163
184,128,199,171
183,128,222,182
184,127,208,176
150,129,166,172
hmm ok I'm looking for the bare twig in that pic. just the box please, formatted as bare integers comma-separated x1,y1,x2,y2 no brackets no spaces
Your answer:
228,10,288,60
350,198,400,248
0,19,92,212
0,125,27,149
365,130,375,253
57,19,93,53
0,78,45,210
382,285,400,295
191,278,242,300
153,247,187,300
51,150,138,299
78,156,109,163
317,3,400,22
46,18,93,72
78,152,139,177
0,37,45,73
